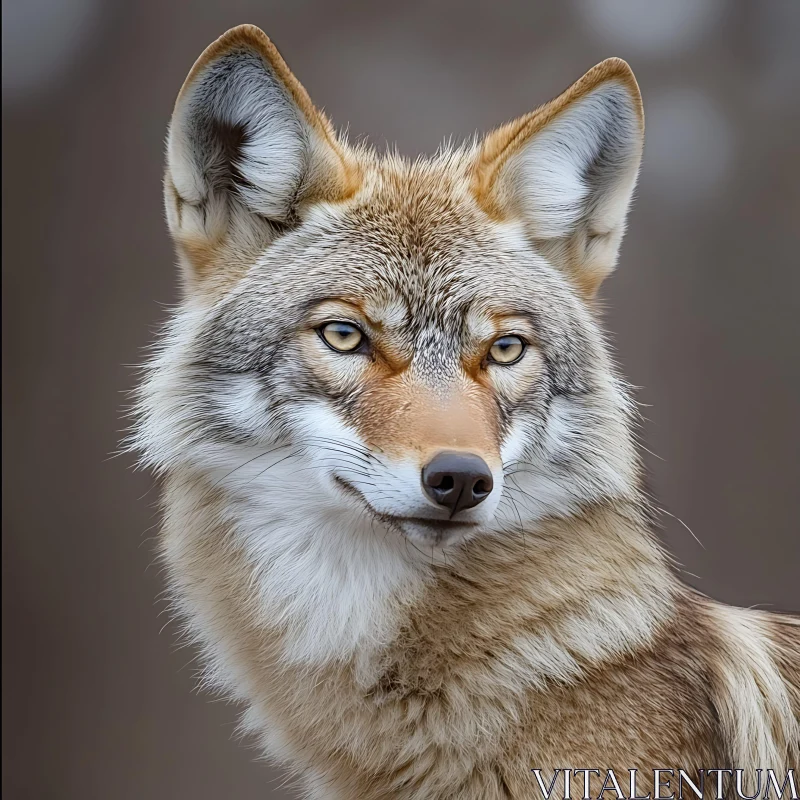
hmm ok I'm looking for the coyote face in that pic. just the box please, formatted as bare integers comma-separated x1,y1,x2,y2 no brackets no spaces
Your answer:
136,27,642,549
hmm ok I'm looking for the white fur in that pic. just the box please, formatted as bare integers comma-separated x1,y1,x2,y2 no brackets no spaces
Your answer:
228,482,425,666
133,308,428,669
168,49,308,220
706,604,800,772
503,81,642,247
132,301,219,471
499,390,637,527
205,402,432,667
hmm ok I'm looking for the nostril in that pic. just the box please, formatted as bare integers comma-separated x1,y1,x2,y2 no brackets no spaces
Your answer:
438,475,455,492
473,479,490,496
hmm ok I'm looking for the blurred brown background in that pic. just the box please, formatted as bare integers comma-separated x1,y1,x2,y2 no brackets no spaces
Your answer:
3,1,799,798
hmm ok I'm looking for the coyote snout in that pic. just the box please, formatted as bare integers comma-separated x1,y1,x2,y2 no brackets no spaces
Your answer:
421,450,494,516
324,371,507,543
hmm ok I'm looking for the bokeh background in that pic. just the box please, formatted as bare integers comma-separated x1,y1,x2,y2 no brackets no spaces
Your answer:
3,1,799,797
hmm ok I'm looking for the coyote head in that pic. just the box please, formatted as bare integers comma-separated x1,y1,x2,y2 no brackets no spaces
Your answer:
135,25,643,548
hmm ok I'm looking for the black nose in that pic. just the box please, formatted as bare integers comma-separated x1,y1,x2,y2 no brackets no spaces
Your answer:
421,451,494,517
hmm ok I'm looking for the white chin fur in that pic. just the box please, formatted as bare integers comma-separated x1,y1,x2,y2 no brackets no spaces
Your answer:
145,378,633,667
207,438,430,667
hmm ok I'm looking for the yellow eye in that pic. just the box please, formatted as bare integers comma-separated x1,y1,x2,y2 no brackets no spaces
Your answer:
488,335,525,365
318,321,364,353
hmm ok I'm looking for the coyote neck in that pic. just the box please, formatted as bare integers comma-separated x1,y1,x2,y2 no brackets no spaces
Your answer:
164,471,675,701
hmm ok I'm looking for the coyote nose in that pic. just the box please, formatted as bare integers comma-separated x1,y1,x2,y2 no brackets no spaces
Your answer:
421,451,494,516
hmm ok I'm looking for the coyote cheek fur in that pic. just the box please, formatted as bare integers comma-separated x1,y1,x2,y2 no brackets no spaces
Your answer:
131,24,800,799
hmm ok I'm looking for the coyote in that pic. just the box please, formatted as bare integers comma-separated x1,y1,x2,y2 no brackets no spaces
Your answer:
132,24,799,799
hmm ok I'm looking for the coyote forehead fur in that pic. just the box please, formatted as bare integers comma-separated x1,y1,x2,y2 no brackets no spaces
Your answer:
132,24,799,800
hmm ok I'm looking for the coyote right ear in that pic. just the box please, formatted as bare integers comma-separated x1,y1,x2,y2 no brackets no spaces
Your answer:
472,59,644,299
165,25,359,288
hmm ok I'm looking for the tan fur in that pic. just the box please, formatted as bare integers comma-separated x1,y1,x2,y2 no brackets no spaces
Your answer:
138,25,800,800
353,375,500,463
163,471,798,798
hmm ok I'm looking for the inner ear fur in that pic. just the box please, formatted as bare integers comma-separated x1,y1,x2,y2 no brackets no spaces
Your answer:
164,24,360,290
472,58,644,299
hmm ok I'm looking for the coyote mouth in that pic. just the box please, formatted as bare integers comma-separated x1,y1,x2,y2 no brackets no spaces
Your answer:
383,517,479,529
333,475,371,505
333,476,480,537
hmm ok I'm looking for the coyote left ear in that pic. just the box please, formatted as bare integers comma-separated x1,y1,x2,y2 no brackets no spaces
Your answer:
473,58,644,298
165,25,359,290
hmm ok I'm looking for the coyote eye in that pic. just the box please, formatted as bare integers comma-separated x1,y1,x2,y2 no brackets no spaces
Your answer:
318,321,365,353
488,335,526,365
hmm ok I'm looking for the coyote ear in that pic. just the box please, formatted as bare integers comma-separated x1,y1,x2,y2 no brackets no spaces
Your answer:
473,58,644,298
165,25,358,286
